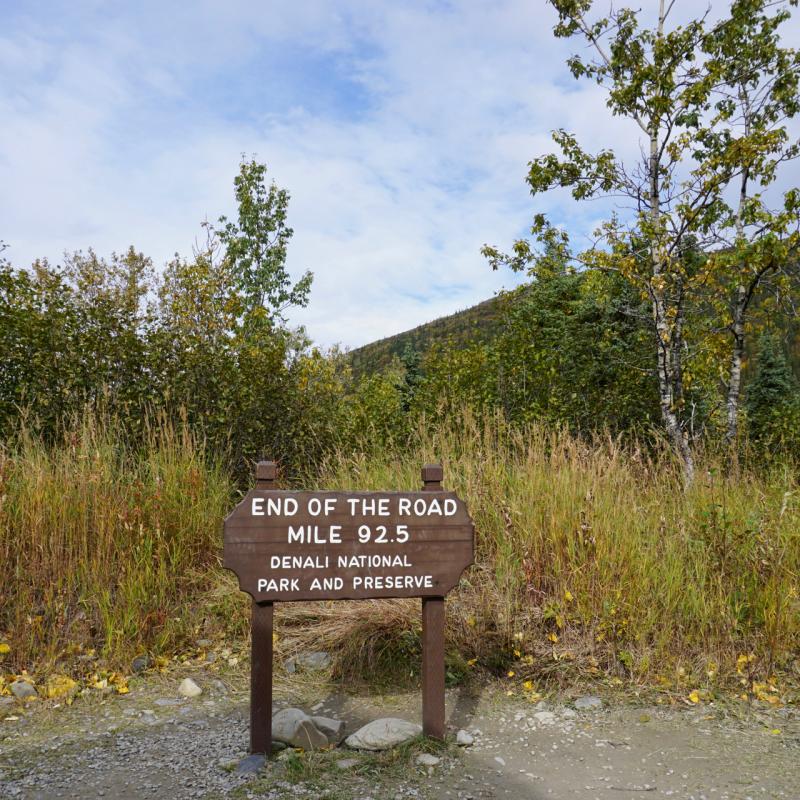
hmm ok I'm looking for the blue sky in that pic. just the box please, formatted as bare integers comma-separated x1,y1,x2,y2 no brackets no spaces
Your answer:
2,1,797,347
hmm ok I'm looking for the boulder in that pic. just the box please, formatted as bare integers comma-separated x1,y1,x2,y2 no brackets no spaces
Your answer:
345,718,422,751
311,715,346,743
416,753,440,767
272,708,328,750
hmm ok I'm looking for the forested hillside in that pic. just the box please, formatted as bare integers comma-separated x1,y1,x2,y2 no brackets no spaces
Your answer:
348,294,507,376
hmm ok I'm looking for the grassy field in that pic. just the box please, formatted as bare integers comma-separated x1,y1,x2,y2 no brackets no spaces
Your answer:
1,411,798,704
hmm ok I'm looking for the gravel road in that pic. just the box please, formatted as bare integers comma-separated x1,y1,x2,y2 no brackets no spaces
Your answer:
1,674,798,799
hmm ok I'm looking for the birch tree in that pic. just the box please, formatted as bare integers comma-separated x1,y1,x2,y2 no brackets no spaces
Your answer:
697,0,800,457
484,0,799,481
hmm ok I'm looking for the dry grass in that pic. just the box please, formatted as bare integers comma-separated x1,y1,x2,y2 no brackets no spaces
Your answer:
0,415,233,672
302,410,800,696
2,408,799,701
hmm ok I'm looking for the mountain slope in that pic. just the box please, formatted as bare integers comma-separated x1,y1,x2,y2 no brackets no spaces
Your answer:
348,294,506,376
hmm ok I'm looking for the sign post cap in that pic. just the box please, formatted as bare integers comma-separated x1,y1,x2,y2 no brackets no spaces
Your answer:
256,461,277,483
421,464,443,485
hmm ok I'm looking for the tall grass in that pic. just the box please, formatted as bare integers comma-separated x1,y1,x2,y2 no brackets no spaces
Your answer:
2,409,798,696
307,410,800,692
0,415,233,672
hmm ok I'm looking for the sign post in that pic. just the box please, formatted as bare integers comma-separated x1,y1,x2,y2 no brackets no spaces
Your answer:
224,461,474,755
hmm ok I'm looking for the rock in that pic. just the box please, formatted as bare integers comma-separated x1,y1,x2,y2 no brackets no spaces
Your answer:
335,758,361,770
561,708,577,719
574,695,603,710
178,678,202,698
533,711,556,724
155,698,180,706
272,708,328,750
131,654,151,673
9,680,37,701
416,753,440,767
285,651,331,673
494,756,506,767
311,715,346,743
235,754,265,775
345,718,422,751
271,740,287,751
456,729,474,746
196,639,213,648
0,696,16,709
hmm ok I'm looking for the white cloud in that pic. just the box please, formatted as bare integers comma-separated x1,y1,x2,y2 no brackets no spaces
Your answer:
2,1,797,348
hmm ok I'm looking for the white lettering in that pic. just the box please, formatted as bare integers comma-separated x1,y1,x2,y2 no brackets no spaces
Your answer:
251,497,264,516
399,498,411,515
287,525,305,544
266,497,298,516
256,578,300,593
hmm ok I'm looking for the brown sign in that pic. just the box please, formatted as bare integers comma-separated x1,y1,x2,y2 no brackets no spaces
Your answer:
223,489,473,602
224,462,472,755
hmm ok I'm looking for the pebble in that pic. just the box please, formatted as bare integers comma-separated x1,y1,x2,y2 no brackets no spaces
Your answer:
284,651,331,673
131,655,152,674
574,695,602,710
416,753,441,767
9,681,37,701
234,754,265,775
336,757,361,770
178,679,202,699
456,729,474,746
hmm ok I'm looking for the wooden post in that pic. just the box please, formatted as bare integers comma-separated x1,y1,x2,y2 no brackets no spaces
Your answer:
251,461,276,755
421,464,446,740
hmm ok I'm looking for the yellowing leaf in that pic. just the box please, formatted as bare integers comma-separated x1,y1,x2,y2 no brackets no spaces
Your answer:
0,644,10,655
522,680,534,691
467,657,477,667
564,590,574,602
548,632,559,643
44,675,78,700
507,670,515,678
688,690,701,704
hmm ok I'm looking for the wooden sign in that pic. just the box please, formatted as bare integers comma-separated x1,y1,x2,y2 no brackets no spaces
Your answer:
223,463,474,755
224,491,473,602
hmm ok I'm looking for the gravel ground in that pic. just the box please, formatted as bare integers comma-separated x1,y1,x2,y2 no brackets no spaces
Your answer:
1,674,798,799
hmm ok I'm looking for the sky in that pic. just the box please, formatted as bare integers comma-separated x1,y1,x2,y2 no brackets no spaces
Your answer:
1,1,797,348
